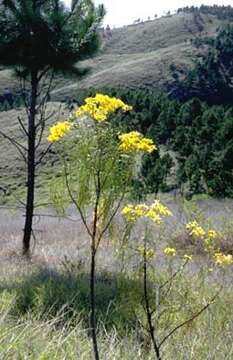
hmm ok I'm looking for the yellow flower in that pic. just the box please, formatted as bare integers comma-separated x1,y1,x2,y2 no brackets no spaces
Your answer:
186,221,206,239
150,200,173,217
75,94,132,122
183,254,193,261
118,131,157,153
164,247,176,257
214,252,233,267
48,121,72,143
121,200,172,224
137,245,155,259
121,204,148,222
207,230,218,239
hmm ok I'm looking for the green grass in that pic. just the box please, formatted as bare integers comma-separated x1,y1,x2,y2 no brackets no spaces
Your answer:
1,197,233,359
0,261,233,359
0,102,68,206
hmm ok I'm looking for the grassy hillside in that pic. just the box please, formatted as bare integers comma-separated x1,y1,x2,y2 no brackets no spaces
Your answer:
0,103,68,205
0,11,228,204
0,12,224,100
51,12,223,100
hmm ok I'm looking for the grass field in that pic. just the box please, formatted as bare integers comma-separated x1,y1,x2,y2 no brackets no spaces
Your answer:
0,197,233,359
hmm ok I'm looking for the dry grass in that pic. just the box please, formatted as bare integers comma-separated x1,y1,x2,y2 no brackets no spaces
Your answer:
51,13,223,100
1,195,233,271
0,13,225,101
0,197,233,359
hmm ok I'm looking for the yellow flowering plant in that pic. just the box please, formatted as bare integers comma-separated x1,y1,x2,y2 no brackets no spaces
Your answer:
48,94,229,360
48,93,158,357
214,252,233,267
75,93,132,122
122,200,172,224
47,121,72,143
185,220,233,270
119,131,157,153
186,220,206,239
164,247,176,257
137,245,155,259
183,254,193,261
120,195,232,360
186,220,220,251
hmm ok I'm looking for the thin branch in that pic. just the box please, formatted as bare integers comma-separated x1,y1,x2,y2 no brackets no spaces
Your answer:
32,212,83,222
19,77,30,116
160,261,189,290
36,70,54,111
35,110,56,150
17,115,28,136
143,233,162,360
92,168,101,253
35,71,56,150
0,184,26,207
0,130,26,151
0,130,27,161
158,287,222,349
31,202,52,208
31,228,37,254
36,109,56,131
37,66,50,83
0,205,25,211
35,114,46,149
96,192,125,247
35,143,53,166
64,162,92,237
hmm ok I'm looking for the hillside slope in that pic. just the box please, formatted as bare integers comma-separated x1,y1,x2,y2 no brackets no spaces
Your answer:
51,12,223,100
0,12,224,100
0,10,230,203
0,103,68,204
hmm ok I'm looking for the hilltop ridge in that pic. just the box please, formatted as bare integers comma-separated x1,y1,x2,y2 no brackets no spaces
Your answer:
50,12,224,100
0,10,229,113
0,11,225,101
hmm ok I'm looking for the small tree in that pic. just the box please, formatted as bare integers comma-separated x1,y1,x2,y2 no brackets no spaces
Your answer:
48,94,157,359
0,0,105,256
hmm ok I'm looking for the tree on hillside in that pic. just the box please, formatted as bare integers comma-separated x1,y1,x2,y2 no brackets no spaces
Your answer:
0,0,105,256
170,24,233,105
178,5,233,21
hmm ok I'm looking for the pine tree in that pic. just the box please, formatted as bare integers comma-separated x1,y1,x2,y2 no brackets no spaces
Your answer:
0,0,105,256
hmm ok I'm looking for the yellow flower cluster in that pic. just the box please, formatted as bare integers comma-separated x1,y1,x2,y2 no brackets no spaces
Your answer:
186,221,219,252
186,221,206,239
118,131,157,153
183,254,193,261
75,94,132,122
214,252,233,267
207,230,218,239
122,204,148,222
164,247,176,257
122,200,172,224
137,245,155,259
48,121,72,143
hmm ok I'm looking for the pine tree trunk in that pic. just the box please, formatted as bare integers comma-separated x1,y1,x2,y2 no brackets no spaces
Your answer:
22,70,38,256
